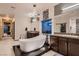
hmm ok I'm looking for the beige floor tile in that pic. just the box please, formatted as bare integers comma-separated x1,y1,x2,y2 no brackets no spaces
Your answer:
0,37,19,56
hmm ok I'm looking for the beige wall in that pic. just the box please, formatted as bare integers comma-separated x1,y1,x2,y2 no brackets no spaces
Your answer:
15,14,40,40
15,14,31,40
0,17,3,40
49,6,54,35
15,5,54,40
54,8,79,33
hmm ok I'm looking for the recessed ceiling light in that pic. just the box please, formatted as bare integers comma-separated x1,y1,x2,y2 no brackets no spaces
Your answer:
11,6,16,9
33,4,36,7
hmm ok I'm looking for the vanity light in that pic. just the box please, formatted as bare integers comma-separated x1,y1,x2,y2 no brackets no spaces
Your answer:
62,3,79,11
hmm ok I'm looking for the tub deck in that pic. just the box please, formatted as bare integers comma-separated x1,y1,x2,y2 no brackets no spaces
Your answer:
13,45,50,56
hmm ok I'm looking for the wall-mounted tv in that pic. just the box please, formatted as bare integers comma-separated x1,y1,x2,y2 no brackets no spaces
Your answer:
42,19,52,34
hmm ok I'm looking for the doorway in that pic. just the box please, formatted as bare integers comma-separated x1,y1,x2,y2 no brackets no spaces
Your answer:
4,22,10,35
2,18,15,40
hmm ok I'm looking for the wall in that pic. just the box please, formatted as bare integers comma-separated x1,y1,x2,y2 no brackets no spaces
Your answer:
15,14,31,40
49,6,54,35
0,17,2,40
36,5,54,35
15,5,54,40
15,13,40,40
54,8,79,33
69,18,76,33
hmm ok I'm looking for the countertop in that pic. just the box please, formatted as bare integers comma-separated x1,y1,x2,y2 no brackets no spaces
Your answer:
51,34,79,39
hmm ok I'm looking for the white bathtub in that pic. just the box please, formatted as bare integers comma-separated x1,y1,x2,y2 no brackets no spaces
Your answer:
19,35,46,52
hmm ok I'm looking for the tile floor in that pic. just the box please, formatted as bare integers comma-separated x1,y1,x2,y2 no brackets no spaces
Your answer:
42,50,63,56
0,37,63,56
0,37,19,56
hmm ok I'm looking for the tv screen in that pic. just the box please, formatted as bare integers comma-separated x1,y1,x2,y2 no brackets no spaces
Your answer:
42,19,52,34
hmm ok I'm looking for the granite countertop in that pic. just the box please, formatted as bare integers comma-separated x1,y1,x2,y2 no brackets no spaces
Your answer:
52,34,79,39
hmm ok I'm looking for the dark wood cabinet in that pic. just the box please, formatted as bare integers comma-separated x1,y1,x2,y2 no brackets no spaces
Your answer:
50,35,79,56
50,36,59,52
58,38,67,55
68,39,79,56
27,31,39,38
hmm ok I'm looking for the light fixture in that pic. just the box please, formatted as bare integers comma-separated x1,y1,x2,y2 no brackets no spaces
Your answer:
2,15,10,21
62,3,79,11
28,4,40,22
12,18,15,22
33,4,36,7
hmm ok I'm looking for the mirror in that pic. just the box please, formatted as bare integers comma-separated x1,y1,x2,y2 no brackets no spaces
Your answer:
54,3,79,35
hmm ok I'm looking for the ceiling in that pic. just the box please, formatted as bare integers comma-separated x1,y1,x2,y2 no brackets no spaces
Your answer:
0,3,58,17
61,3,77,9
60,3,79,13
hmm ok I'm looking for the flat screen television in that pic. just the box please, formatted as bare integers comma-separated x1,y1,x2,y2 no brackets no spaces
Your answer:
42,19,52,34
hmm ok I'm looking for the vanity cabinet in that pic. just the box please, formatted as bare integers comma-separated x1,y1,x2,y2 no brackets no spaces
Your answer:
50,35,79,56
68,39,79,56
58,37,68,55
50,36,59,52
27,31,39,38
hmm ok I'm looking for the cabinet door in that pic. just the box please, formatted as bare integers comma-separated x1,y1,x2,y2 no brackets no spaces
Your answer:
50,36,58,52
58,38,67,55
68,39,79,56
27,32,39,38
